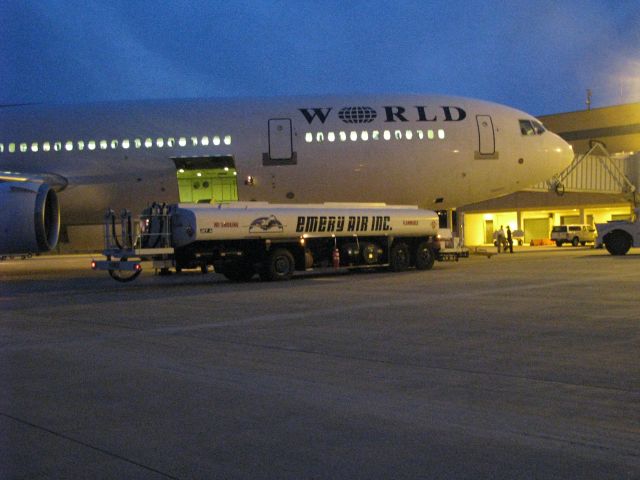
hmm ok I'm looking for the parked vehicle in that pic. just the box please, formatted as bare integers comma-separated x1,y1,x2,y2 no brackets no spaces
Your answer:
550,224,596,247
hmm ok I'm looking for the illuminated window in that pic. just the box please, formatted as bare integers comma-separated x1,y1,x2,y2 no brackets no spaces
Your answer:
8,143,15,153
305,132,313,143
361,131,369,141
372,130,380,140
405,130,413,140
54,142,62,152
394,130,402,140
156,138,164,148
20,143,28,153
43,142,51,152
417,130,424,140
77,140,85,151
438,129,445,139
328,132,335,142
0,143,3,153
427,129,435,140
191,136,198,146
201,136,209,146
383,130,391,141
99,140,107,150
31,142,39,152
224,135,231,145
213,135,221,146
65,141,74,151
350,131,357,141
178,137,187,147
110,139,118,149
316,132,324,143
134,138,142,149
88,140,96,151
145,138,153,148
339,131,347,141
122,139,130,149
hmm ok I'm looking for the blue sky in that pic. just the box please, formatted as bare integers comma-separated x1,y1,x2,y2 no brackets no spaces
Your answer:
1,0,638,115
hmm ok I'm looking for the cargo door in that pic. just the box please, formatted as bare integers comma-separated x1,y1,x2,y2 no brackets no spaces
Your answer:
476,115,495,155
264,118,297,165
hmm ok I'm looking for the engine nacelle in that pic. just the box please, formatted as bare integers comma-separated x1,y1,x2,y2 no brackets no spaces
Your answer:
0,181,60,254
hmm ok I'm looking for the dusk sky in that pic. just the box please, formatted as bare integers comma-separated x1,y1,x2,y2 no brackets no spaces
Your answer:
1,0,639,115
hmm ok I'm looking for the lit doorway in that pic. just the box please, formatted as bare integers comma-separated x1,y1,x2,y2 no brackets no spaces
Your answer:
173,156,238,203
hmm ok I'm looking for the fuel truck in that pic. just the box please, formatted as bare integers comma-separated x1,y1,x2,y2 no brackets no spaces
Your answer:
92,202,455,282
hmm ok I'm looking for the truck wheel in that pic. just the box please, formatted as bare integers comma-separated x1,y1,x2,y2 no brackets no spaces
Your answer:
414,241,435,270
555,241,563,247
222,261,255,282
604,231,632,256
572,237,579,247
260,248,295,281
389,242,410,272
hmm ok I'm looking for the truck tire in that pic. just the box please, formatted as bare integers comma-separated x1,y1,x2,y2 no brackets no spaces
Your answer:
555,240,563,247
604,231,632,256
572,237,579,247
389,242,410,272
414,241,435,270
260,248,295,281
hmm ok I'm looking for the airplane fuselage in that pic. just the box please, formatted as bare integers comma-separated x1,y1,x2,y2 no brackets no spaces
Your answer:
0,94,573,227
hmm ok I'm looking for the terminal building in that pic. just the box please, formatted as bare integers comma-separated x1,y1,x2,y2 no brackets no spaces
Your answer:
458,102,640,245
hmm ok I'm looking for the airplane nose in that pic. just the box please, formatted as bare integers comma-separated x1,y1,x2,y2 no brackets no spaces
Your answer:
550,133,574,171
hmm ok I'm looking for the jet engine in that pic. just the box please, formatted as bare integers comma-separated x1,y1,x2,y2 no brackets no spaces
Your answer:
0,181,60,254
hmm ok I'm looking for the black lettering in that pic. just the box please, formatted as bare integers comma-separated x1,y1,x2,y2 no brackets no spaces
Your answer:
327,216,336,231
383,216,391,231
299,108,332,124
318,216,327,232
415,106,437,122
360,216,368,231
336,216,344,232
442,106,466,122
296,216,305,233
348,216,356,232
384,106,408,122
306,216,319,232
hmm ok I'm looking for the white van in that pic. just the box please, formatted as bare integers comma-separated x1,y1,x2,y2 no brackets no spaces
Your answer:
550,224,596,247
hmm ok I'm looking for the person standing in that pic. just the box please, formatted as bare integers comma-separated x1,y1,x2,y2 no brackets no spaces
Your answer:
496,225,505,253
506,226,513,253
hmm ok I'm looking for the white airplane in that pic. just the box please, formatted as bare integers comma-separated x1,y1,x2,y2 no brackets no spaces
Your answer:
0,94,573,254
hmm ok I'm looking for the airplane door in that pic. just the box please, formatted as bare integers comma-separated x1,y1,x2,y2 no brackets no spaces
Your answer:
268,118,294,162
476,115,495,155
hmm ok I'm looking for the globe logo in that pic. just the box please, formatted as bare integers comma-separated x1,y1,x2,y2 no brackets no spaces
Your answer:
338,106,377,124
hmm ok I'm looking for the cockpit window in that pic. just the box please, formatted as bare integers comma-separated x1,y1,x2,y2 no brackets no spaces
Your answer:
532,120,545,134
520,120,535,135
519,119,545,136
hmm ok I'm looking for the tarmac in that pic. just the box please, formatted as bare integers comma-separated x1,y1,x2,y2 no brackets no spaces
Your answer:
1,246,639,479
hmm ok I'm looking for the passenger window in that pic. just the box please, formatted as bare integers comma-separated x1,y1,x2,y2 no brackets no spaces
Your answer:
43,142,51,152
224,135,231,145
438,129,445,139
519,120,535,136
20,143,28,152
8,143,16,153
328,132,336,142
305,132,312,143
427,130,434,140
339,131,347,141
213,136,221,146
317,132,325,143
405,130,413,140
31,142,39,152
178,137,187,147
122,139,130,149
372,130,380,140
